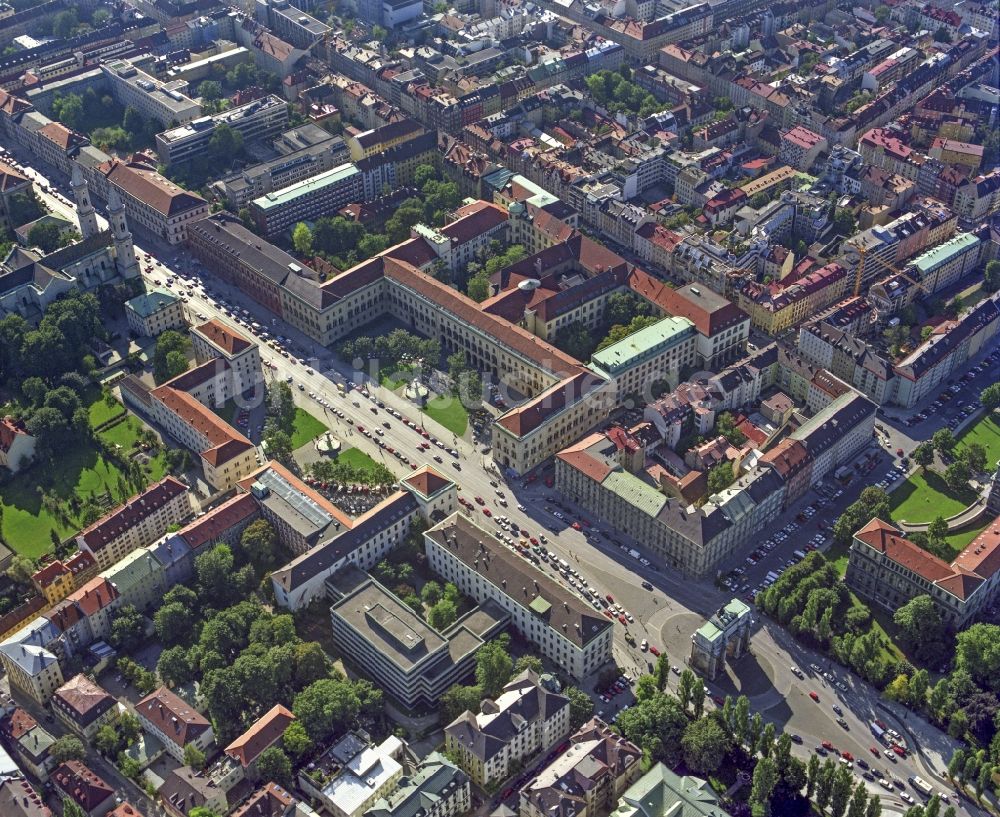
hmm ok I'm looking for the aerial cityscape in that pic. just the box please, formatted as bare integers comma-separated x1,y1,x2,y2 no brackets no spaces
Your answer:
0,0,997,816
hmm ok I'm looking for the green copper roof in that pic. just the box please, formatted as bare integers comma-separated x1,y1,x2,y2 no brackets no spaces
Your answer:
911,232,979,274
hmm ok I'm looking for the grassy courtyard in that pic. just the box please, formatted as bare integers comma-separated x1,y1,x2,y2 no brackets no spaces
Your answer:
943,522,988,553
422,395,468,437
956,411,1000,465
0,394,168,558
290,408,327,449
887,468,977,524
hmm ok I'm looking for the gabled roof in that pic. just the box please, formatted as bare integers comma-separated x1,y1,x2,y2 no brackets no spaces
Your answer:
135,686,211,749
78,476,189,552
854,518,983,600
224,704,295,768
101,160,207,218
193,319,253,357
0,776,51,817
52,761,113,812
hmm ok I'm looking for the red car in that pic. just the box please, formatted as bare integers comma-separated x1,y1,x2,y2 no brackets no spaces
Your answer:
869,747,880,757
356,425,365,433
571,522,582,531
483,508,492,517
821,741,835,751
892,745,906,757
529,537,538,545
603,610,613,619
475,496,485,505
809,691,820,702
649,646,660,656
841,752,854,762
606,594,614,603
618,614,627,624
712,695,724,706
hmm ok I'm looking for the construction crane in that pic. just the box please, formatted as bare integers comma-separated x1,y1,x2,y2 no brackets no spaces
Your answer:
852,243,932,298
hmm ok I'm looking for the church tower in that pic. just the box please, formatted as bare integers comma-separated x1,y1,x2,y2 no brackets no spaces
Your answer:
70,164,99,239
107,188,140,280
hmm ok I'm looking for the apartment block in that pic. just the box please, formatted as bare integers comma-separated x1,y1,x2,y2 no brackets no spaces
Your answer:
191,319,263,397
267,465,455,609
425,514,613,680
51,674,116,740
251,162,363,237
96,159,209,245
124,291,186,337
214,135,350,208
135,686,214,763
363,753,469,817
520,718,642,817
145,384,257,492
445,671,570,787
76,477,192,570
590,316,698,397
891,292,1000,409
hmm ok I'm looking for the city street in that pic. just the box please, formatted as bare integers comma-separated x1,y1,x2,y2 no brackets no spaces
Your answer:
11,151,986,815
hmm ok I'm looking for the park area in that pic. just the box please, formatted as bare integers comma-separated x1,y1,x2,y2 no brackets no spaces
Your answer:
887,410,999,525
0,392,169,558
290,408,327,449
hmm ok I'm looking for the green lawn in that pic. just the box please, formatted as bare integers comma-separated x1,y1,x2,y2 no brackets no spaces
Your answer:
86,388,125,428
290,408,327,449
0,448,117,557
956,411,1000,465
379,365,414,391
422,396,468,437
888,468,977,523
98,417,168,482
0,415,168,558
337,447,383,475
944,522,988,552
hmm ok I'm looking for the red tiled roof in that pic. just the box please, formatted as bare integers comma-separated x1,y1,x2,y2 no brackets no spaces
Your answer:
194,319,252,356
760,438,811,478
440,201,507,245
53,674,114,720
0,415,31,453
0,161,29,194
149,387,253,465
32,560,70,589
401,466,452,498
951,516,1000,580
4,708,38,740
854,518,981,599
231,783,296,817
178,493,259,550
78,476,188,552
53,761,113,812
109,803,146,817
136,687,211,749
224,704,295,768
67,577,120,616
100,160,207,218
